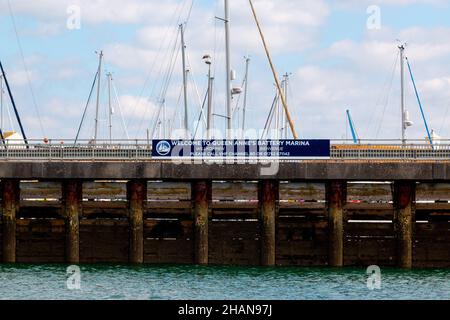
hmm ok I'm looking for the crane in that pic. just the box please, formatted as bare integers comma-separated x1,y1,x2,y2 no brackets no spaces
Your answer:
406,57,433,148
346,110,359,144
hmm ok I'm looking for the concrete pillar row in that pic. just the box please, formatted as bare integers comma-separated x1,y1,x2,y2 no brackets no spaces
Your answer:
393,181,415,269
259,180,279,267
1,179,20,263
62,180,83,264
327,180,347,267
127,180,147,264
192,180,211,265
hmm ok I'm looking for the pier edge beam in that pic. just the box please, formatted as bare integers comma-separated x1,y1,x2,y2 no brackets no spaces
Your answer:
259,180,279,267
62,180,82,264
127,180,147,264
1,180,20,263
192,180,211,265
393,181,415,269
327,180,347,267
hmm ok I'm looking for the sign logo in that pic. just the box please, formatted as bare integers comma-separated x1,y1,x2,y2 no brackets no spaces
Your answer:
156,140,171,156
152,140,331,159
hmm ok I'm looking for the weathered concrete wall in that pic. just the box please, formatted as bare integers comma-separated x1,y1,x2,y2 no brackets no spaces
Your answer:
1,161,450,181
1,179,450,267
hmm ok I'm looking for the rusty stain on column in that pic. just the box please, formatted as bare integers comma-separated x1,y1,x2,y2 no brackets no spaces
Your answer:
193,181,211,265
63,180,82,264
1,180,20,263
127,180,147,264
259,180,279,266
327,181,346,267
394,181,415,269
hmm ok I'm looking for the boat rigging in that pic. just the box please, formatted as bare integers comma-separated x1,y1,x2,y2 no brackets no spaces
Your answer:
0,60,29,147
74,52,130,145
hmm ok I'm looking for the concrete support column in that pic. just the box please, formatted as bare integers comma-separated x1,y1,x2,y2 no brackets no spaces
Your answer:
259,180,279,266
127,180,147,264
327,180,347,267
192,181,211,265
394,181,415,269
1,179,20,263
62,180,82,264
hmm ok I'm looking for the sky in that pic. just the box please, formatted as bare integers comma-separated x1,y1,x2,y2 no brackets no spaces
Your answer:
1,0,450,141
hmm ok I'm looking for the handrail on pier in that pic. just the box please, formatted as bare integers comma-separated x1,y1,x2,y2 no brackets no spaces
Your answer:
0,139,448,161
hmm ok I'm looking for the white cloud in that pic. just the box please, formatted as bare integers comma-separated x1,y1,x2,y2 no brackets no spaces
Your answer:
104,44,159,70
8,70,35,87
3,0,450,141
28,22,63,37
118,95,158,119
51,67,81,80
0,0,186,24
335,0,449,8
290,25,450,139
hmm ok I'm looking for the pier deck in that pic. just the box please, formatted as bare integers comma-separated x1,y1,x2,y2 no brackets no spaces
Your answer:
1,160,450,268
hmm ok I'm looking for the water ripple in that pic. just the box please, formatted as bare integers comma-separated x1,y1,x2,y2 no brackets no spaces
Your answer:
0,265,449,300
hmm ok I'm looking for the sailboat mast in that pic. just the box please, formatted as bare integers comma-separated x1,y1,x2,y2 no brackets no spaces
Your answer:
224,0,232,138
399,44,406,145
275,86,280,139
162,100,167,138
107,72,113,144
248,0,299,139
242,57,250,135
206,57,214,139
180,24,189,138
0,75,3,130
0,60,28,146
94,50,103,143
283,73,289,139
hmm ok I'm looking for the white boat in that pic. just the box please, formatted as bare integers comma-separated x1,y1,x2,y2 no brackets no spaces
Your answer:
2,131,25,145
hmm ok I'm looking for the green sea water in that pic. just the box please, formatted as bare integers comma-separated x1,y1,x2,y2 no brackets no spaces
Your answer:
0,264,449,300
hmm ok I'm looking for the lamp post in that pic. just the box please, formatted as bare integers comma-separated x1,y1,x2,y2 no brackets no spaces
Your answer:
203,55,214,140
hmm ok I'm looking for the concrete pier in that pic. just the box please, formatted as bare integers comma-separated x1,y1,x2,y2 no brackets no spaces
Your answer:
193,181,211,265
259,180,278,266
394,181,415,269
327,181,346,267
0,161,450,181
62,180,82,264
0,161,449,268
127,180,147,264
1,180,19,263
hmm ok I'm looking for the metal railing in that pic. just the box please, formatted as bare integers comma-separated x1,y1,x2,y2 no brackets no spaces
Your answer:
0,139,450,161
330,139,450,160
0,140,152,160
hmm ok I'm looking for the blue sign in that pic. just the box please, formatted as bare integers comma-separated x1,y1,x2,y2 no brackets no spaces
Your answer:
152,140,330,159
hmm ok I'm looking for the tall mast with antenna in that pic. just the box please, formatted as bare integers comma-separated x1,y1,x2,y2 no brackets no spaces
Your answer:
242,57,250,135
94,50,103,143
0,74,4,145
224,0,232,138
110,76,130,141
283,73,289,139
399,44,406,145
0,74,3,130
0,74,3,143
107,72,113,144
203,55,214,139
162,100,167,138
275,85,280,139
180,24,189,139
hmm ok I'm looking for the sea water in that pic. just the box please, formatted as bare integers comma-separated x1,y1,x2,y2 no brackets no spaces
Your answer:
0,264,449,300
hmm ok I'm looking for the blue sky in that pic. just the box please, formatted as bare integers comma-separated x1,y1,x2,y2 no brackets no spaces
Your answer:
1,0,450,141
